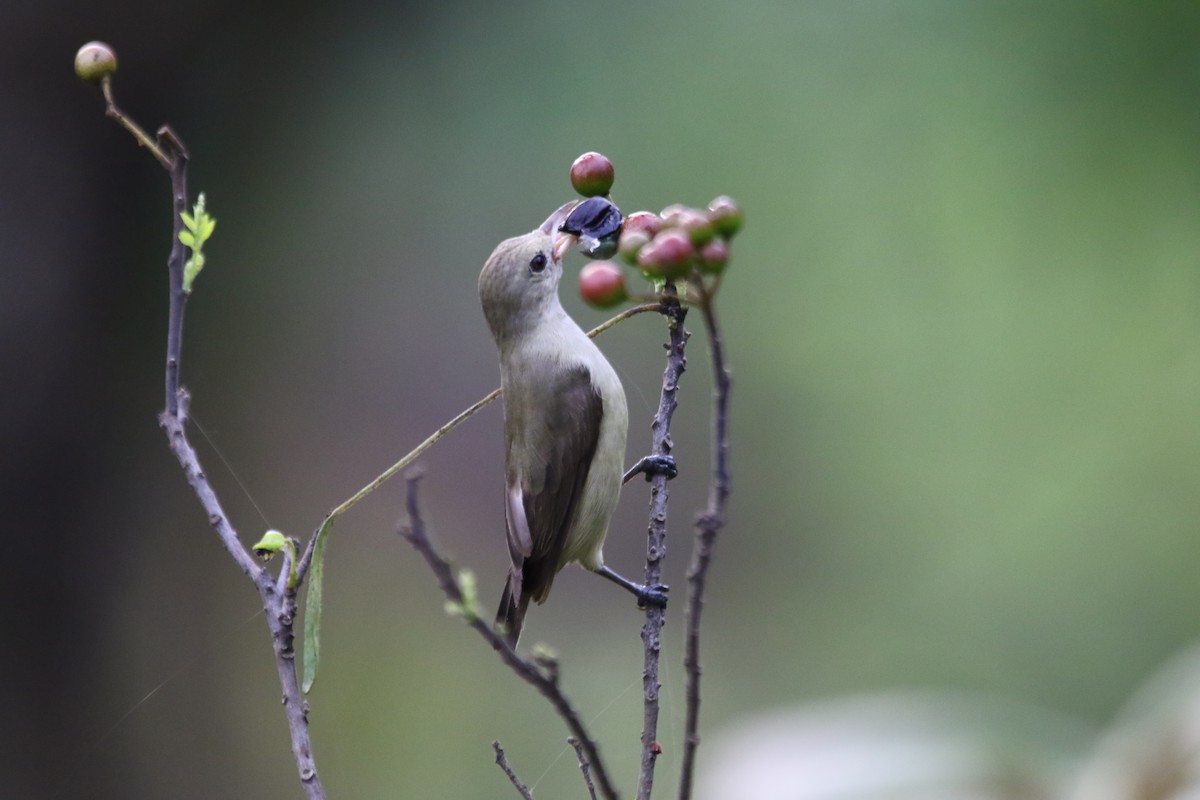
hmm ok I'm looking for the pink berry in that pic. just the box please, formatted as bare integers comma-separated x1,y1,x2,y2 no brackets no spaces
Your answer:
622,211,663,238
698,238,729,274
579,261,628,308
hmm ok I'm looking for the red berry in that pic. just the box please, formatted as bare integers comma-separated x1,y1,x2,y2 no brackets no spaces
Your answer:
579,261,628,308
637,229,695,280
570,152,615,197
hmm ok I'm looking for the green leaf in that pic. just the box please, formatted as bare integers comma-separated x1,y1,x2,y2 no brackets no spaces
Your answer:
252,529,288,558
183,253,204,295
179,194,215,296
302,519,331,694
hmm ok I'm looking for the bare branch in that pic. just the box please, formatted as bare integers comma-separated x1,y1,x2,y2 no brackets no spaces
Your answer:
492,741,535,800
568,737,600,800
677,297,732,800
636,287,689,800
399,474,621,800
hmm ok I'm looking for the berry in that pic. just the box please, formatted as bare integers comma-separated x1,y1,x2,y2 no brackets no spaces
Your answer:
673,208,716,246
637,229,695,280
617,228,651,265
570,152,615,197
75,41,117,83
622,211,662,238
698,238,729,274
659,204,688,226
579,261,628,308
707,195,743,238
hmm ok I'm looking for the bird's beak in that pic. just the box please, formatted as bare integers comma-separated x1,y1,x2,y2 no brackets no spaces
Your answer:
540,200,581,262
553,232,578,261
539,200,580,235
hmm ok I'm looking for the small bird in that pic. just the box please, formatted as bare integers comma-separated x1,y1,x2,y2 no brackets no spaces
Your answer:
479,203,667,647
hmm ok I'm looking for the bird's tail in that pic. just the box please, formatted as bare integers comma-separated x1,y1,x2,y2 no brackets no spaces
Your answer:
495,569,529,648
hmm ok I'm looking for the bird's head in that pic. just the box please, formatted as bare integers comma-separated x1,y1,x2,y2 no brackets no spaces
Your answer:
478,202,580,341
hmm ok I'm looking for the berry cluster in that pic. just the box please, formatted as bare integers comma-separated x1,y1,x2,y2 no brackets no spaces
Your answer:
566,152,742,309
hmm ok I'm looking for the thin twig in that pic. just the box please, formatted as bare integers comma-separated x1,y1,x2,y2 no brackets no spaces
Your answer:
159,393,260,579
636,287,689,800
568,737,600,800
493,741,535,800
101,76,174,169
677,295,732,800
399,474,620,800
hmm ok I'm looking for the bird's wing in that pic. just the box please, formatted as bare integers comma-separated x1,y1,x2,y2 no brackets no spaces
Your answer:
505,364,603,605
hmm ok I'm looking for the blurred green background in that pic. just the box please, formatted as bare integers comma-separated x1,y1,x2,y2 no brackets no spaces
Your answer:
5,1,1200,797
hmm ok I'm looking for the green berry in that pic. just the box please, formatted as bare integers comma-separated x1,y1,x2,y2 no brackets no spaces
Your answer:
75,41,117,83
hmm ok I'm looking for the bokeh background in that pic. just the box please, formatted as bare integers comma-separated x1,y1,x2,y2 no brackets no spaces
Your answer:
5,1,1200,798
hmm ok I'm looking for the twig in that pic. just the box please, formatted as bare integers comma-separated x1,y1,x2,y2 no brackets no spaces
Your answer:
493,741,535,800
399,474,620,800
101,76,174,169
677,295,732,800
568,737,600,800
156,125,189,418
636,287,689,800
99,81,327,798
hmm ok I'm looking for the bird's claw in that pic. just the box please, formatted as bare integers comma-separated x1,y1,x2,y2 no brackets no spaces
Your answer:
636,583,670,609
624,454,678,484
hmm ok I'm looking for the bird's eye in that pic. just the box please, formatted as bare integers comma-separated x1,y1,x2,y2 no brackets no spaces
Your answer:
529,252,548,273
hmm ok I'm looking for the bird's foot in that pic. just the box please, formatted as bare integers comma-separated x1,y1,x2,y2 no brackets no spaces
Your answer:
596,565,669,609
623,454,678,484
635,582,670,609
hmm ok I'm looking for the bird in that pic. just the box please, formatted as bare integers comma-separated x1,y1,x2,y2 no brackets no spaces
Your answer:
479,203,667,647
